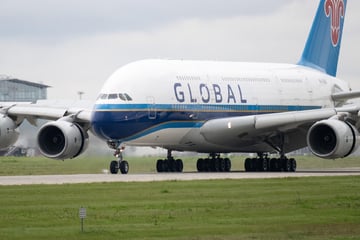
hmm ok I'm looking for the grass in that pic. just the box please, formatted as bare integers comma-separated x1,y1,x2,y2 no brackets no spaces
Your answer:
0,155,360,176
0,176,360,239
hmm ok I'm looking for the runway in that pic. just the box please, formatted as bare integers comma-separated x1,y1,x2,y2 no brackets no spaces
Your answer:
1,169,360,185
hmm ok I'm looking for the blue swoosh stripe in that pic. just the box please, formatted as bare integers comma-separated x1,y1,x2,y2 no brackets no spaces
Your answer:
119,121,204,142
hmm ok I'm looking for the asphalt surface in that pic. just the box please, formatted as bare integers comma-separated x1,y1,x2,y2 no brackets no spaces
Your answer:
0,169,360,185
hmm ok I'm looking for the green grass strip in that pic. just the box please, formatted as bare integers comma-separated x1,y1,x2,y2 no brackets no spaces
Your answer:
0,176,360,239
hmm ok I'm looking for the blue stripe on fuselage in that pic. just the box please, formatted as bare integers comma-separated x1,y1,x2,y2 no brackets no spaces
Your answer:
91,103,321,141
93,103,318,112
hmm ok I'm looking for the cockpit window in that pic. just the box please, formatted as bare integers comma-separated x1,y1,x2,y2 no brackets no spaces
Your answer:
119,94,126,101
124,93,133,101
100,94,108,100
97,93,133,101
108,94,118,99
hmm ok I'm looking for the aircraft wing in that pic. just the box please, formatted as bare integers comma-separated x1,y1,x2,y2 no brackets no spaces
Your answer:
0,101,92,127
199,106,360,152
332,90,360,101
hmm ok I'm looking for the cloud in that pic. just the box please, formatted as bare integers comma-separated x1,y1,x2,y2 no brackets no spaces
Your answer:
0,0,289,41
0,1,359,100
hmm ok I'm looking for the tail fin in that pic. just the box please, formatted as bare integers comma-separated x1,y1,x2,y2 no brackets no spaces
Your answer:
298,0,347,77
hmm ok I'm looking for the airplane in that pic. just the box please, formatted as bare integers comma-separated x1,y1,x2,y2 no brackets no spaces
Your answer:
1,0,359,174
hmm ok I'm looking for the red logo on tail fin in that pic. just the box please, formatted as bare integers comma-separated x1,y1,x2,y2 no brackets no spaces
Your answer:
324,0,345,47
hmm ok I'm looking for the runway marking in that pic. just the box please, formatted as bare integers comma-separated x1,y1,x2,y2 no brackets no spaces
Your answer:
0,169,360,186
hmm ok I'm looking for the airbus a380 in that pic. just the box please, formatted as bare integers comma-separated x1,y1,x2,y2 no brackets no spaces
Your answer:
1,0,359,174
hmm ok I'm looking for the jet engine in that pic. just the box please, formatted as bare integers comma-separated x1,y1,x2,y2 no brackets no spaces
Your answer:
0,113,19,149
37,120,89,160
307,119,360,159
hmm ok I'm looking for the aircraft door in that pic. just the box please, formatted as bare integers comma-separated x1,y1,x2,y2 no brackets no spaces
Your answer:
146,96,156,119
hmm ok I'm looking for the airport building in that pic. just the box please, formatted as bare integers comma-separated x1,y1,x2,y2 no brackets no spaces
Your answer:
0,75,50,156
0,75,49,102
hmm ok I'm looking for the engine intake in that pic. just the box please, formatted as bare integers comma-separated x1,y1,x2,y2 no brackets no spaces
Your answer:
307,119,359,159
37,120,89,159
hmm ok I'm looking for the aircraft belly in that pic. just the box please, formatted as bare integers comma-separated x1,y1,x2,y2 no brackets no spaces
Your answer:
129,128,193,146
160,127,307,154
168,128,275,153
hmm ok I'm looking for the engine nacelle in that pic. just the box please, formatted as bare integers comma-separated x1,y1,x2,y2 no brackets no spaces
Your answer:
0,114,19,149
307,119,360,159
37,120,89,160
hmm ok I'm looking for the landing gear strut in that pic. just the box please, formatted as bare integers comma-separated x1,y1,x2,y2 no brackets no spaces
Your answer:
196,153,231,172
110,147,129,174
156,150,184,173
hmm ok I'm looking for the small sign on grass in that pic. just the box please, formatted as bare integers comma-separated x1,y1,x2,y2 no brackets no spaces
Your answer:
79,207,86,232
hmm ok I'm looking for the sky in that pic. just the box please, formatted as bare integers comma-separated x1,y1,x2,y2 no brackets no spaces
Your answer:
1,0,359,101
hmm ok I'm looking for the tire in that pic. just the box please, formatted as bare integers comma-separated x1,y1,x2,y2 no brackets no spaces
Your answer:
290,158,297,172
119,161,129,174
110,161,119,174
156,159,164,172
168,159,176,172
250,158,257,172
219,158,226,172
244,158,251,172
197,158,204,172
283,158,291,172
162,160,169,172
214,158,220,172
270,158,278,172
176,159,183,172
224,158,231,172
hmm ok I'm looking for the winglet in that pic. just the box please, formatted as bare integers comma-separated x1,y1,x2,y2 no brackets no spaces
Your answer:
298,0,347,77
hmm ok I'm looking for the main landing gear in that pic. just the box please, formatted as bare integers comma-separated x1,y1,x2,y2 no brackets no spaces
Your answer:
244,154,297,172
156,150,184,173
196,153,231,172
110,147,129,174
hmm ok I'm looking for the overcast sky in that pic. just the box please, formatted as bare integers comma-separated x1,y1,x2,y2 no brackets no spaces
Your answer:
1,0,359,100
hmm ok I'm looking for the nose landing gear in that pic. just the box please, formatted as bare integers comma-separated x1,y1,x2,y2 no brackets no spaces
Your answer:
109,147,129,174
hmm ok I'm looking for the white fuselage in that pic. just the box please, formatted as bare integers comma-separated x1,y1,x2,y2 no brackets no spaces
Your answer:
90,59,349,153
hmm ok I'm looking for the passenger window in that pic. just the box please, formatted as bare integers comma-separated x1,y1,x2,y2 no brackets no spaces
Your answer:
100,94,108,100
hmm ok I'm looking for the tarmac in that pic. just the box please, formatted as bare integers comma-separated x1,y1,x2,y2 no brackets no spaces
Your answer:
1,169,360,185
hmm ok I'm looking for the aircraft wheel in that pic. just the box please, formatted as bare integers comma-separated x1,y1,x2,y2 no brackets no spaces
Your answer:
176,159,183,172
219,158,226,172
270,158,278,172
213,158,220,172
168,159,176,172
156,160,164,172
290,158,297,172
224,158,231,172
244,158,251,172
119,161,129,174
110,161,119,174
197,158,204,172
283,158,291,172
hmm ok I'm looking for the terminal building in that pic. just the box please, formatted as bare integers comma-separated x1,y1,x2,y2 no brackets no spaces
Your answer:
0,75,49,102
0,75,50,156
